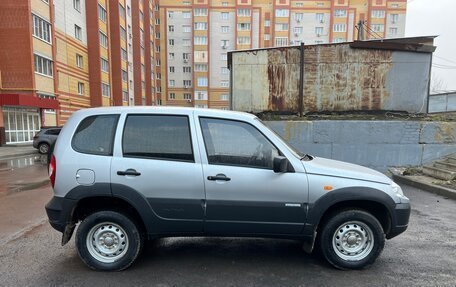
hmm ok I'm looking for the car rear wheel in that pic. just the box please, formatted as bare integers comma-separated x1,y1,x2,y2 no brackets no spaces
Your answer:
319,209,385,270
38,143,50,154
75,211,143,271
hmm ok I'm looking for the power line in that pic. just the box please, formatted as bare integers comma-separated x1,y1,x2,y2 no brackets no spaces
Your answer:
434,55,456,65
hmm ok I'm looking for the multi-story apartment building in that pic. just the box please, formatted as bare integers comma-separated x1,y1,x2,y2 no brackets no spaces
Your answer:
0,0,157,145
0,0,406,145
158,0,406,109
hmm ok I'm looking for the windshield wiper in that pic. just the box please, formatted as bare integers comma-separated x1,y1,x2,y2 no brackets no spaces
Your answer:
301,154,314,161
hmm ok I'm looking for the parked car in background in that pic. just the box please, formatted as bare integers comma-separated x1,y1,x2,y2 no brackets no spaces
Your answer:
33,127,61,154
45,107,410,271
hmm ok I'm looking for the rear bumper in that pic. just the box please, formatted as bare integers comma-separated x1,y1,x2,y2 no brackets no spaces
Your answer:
45,196,77,233
387,202,411,239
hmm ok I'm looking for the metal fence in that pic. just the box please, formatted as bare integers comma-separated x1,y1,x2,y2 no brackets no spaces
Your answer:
428,92,456,113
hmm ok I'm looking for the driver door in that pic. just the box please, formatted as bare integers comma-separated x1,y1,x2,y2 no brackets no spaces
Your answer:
198,117,308,235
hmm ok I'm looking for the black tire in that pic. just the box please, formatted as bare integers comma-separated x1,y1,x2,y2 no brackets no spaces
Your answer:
319,209,385,270
38,143,50,154
75,211,144,271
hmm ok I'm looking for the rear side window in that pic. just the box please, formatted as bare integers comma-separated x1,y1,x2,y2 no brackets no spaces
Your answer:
72,115,119,156
45,129,61,135
122,115,194,162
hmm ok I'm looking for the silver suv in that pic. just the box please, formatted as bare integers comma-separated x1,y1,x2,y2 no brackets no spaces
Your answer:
45,107,410,271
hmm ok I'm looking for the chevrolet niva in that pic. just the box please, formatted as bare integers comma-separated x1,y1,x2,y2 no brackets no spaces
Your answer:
45,107,410,271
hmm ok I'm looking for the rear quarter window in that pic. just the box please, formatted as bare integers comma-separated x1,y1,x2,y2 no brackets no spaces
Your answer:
72,115,119,156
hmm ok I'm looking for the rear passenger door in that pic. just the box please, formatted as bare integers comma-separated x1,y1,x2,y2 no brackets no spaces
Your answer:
110,112,206,234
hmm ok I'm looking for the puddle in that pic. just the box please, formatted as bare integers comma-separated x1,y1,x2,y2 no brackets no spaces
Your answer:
0,155,48,170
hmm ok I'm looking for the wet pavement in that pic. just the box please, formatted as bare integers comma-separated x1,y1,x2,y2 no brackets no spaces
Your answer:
0,157,455,286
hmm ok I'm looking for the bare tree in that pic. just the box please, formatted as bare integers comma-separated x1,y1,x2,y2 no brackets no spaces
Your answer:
430,72,448,94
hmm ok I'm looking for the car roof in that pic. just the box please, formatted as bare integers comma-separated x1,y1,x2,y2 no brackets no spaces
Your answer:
71,106,257,121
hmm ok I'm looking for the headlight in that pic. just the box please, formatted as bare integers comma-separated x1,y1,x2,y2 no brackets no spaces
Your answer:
391,181,404,196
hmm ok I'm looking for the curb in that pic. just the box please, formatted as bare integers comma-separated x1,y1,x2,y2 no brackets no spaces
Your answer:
392,174,456,200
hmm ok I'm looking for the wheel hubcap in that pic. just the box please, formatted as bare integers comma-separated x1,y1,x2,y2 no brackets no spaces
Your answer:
86,222,129,263
332,221,374,261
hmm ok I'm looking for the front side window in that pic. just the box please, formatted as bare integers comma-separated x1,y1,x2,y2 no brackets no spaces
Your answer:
200,118,280,169
72,115,119,156
123,115,194,162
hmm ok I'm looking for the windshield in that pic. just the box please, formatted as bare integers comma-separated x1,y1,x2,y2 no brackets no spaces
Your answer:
255,118,307,159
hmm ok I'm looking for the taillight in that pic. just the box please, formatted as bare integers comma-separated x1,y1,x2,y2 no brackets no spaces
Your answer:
49,155,56,188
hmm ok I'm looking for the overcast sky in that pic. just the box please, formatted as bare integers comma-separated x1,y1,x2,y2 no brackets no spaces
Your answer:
405,0,456,92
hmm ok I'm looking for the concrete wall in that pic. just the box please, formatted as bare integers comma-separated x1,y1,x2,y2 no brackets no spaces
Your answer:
266,120,456,171
429,92,456,113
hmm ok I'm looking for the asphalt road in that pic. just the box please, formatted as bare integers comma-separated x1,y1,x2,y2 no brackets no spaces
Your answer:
0,183,455,286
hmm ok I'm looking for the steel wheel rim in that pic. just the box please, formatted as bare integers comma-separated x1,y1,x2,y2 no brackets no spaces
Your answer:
332,221,374,261
86,222,129,263
39,144,49,153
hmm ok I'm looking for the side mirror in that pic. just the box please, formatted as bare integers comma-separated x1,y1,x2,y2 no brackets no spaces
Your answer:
273,156,289,173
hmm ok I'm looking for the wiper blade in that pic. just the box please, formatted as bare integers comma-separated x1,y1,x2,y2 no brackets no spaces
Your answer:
301,154,313,161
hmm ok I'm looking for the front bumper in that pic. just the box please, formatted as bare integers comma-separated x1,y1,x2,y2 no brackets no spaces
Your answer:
387,202,411,239
45,196,77,233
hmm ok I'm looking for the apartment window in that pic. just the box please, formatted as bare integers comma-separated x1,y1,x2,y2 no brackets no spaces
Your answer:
221,40,229,48
157,72,161,79
391,14,399,23
194,36,208,45
237,23,251,31
194,22,208,30
183,53,190,60
220,80,229,87
317,2,324,6
294,27,303,35
315,40,323,44
333,23,346,32
169,80,175,87
74,25,82,40
32,14,51,43
122,90,128,102
121,48,127,60
391,3,399,8
155,19,160,25
120,26,126,40
168,11,174,19
275,37,288,47
183,39,191,46
221,26,229,33
316,13,325,23
294,2,304,7
182,25,192,33
99,31,108,48
275,9,289,17
194,8,208,16
372,10,385,18
195,64,207,71
77,82,84,95
183,67,191,73
195,104,208,108
295,13,303,21
169,39,175,46
183,11,191,18
237,36,250,45
221,67,229,74
197,77,208,87
156,45,160,52
275,23,288,31
334,9,347,17
221,12,229,20
119,4,126,19
237,9,251,17
264,34,270,40
183,80,192,87
169,93,175,100
264,20,270,27
76,54,83,68
156,33,160,39
73,0,81,12
98,4,107,22
221,53,227,61
184,93,192,100
168,25,174,32
168,53,174,60
333,38,345,43
196,91,207,100
122,70,128,82
101,82,110,97
371,24,384,32
315,27,324,35
389,27,398,36
100,58,109,72
34,54,53,76
220,94,229,101
168,66,174,73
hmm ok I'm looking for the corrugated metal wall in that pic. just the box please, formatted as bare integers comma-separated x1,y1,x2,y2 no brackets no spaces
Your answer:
231,44,432,113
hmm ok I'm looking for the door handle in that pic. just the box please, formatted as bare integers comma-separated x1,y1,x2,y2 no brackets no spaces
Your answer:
117,169,141,176
207,174,231,181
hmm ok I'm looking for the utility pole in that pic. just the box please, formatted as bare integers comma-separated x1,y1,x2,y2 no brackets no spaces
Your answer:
357,20,365,41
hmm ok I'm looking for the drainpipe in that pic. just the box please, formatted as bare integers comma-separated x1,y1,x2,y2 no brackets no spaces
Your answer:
299,42,305,117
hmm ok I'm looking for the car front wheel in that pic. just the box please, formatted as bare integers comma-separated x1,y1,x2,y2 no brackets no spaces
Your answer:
75,211,143,271
319,209,385,270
